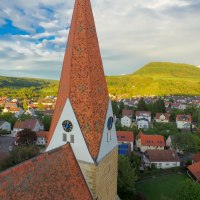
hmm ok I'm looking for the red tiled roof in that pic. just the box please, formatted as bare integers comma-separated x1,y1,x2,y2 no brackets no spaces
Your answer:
28,104,38,109
146,150,180,162
14,119,42,130
176,114,192,122
136,111,151,117
138,132,165,147
0,144,92,200
5,107,20,112
188,161,200,182
47,0,109,160
193,153,200,163
155,113,170,120
36,131,48,139
117,131,134,142
122,110,133,117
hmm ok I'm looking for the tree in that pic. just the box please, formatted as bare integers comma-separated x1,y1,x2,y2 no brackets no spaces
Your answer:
134,193,146,200
37,102,44,111
154,98,166,113
129,152,141,174
0,112,17,129
16,129,37,146
175,179,200,200
118,155,136,200
22,100,28,111
43,116,52,131
172,133,198,153
112,101,121,118
18,113,32,121
137,98,147,111
119,101,125,112
0,146,40,172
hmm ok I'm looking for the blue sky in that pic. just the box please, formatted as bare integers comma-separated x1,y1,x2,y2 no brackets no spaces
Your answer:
0,0,200,79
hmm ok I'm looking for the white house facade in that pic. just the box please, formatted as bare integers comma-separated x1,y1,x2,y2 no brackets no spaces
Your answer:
143,150,180,169
136,118,149,130
121,116,132,127
155,113,170,123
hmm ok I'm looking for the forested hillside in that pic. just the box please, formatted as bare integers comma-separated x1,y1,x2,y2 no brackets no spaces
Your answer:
106,62,200,97
0,62,199,98
0,76,58,98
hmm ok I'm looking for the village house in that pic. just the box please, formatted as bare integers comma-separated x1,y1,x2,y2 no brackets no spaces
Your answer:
121,109,133,127
25,108,36,117
121,116,132,127
166,135,174,148
136,111,151,130
143,149,180,169
36,131,48,145
171,103,186,110
188,162,200,183
117,131,134,151
155,113,170,123
12,119,44,136
122,109,133,118
0,97,7,107
136,132,165,152
28,103,38,110
5,102,18,108
176,114,192,129
0,121,11,132
2,107,24,118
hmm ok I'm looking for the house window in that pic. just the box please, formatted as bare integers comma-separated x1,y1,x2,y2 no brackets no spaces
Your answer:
70,135,74,143
63,133,67,142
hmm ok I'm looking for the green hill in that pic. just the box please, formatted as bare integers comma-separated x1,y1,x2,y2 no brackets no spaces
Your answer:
106,62,200,97
0,76,58,99
0,62,199,98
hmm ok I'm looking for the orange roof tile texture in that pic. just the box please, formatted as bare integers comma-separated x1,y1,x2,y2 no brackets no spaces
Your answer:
47,0,109,160
0,144,92,200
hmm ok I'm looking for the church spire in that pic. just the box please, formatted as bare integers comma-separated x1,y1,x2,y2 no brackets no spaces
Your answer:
47,0,109,160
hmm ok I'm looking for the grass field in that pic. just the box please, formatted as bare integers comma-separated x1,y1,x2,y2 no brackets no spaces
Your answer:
136,173,188,200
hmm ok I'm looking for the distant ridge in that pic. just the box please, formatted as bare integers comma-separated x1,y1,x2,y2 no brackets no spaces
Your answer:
0,62,200,97
106,62,200,97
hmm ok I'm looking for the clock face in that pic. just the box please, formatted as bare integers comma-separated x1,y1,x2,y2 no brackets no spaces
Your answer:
107,116,114,130
62,120,73,132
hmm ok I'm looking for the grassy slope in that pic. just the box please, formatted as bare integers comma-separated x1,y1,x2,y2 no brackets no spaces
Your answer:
136,174,188,200
106,62,200,97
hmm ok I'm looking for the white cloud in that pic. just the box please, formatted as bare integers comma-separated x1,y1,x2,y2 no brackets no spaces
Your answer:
0,0,199,79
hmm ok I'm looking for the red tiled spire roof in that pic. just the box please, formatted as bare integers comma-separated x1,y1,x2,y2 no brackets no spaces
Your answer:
0,144,92,200
47,0,109,160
